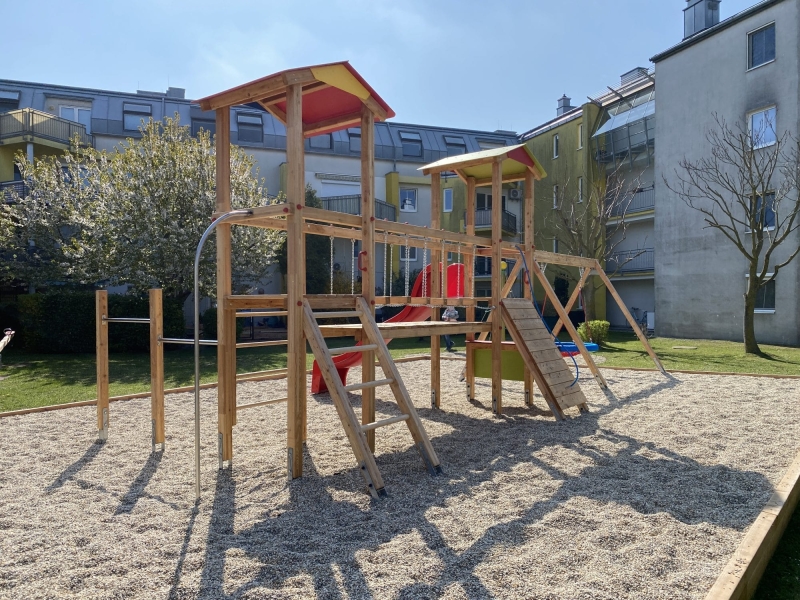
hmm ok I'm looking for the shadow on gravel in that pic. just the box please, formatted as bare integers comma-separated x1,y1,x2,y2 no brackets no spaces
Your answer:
45,441,104,493
184,373,772,598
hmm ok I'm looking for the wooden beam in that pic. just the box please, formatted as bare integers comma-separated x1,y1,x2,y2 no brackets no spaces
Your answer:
215,106,236,465
199,69,315,111
465,177,477,342
430,172,442,408
286,83,307,478
491,159,503,414
593,260,666,374
149,288,165,451
551,267,591,337
377,220,490,248
303,206,361,227
304,112,362,137
362,95,389,121
471,174,527,187
361,107,377,450
95,290,109,440
257,81,329,106
261,103,287,125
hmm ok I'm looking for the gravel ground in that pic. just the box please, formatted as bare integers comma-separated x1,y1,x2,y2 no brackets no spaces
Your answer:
1,360,799,600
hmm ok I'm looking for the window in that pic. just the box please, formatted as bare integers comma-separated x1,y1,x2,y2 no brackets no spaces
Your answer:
477,138,504,150
0,90,19,113
191,119,216,137
553,185,559,209
577,124,583,149
748,23,776,70
309,134,332,150
236,113,263,143
476,193,506,211
59,106,92,134
443,188,453,212
749,106,777,148
348,128,361,153
553,134,559,158
747,275,776,312
444,135,466,157
400,246,417,261
400,131,422,157
123,103,152,131
578,177,584,203
400,188,417,212
748,192,776,230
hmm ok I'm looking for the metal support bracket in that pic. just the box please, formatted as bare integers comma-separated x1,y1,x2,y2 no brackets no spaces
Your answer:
98,408,109,441
150,420,164,453
430,389,437,409
218,433,231,469
492,397,498,414
286,448,294,481
359,461,381,500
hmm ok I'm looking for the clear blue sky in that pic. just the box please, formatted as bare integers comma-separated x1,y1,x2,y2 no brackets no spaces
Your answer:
4,0,757,133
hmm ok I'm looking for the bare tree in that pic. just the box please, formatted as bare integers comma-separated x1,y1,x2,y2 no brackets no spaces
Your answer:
547,165,641,321
666,114,800,355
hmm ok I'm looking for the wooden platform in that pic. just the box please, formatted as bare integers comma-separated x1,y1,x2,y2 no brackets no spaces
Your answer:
317,320,492,340
499,299,587,420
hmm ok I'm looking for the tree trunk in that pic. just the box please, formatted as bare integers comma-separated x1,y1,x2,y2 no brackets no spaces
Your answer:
583,283,597,322
743,286,761,355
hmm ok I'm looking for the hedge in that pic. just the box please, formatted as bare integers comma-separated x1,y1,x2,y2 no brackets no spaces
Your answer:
14,291,185,354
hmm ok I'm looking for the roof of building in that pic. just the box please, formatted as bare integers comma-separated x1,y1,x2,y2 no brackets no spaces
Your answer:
197,61,394,137
651,0,784,62
419,143,547,184
519,107,583,141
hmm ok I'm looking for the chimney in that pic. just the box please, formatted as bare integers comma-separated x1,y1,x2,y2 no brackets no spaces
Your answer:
556,94,574,116
684,0,721,39
166,87,186,99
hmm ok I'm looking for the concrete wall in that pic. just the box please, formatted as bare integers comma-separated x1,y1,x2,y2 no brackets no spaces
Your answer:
654,0,800,345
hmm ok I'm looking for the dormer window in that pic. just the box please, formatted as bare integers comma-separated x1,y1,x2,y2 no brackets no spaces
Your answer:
236,113,263,143
123,103,152,131
59,106,92,134
348,128,361,153
400,131,422,157
444,135,466,157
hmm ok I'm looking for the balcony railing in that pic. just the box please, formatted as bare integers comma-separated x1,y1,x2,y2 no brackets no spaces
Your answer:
0,108,92,147
474,257,516,277
470,208,517,234
611,187,655,217
1,181,29,203
606,248,654,274
321,194,396,221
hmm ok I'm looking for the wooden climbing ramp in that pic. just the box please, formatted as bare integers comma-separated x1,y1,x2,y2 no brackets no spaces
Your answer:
499,298,588,420
303,297,442,498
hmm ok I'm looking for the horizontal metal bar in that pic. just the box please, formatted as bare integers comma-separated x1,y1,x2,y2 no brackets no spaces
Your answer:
236,397,288,411
313,311,361,319
360,414,410,432
235,340,288,349
235,311,288,318
329,344,378,355
343,378,393,392
160,337,218,346
104,317,150,324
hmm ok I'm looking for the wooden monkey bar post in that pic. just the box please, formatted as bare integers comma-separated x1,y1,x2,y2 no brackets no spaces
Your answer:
149,289,165,452
465,177,476,340
491,159,504,414
96,290,109,440
361,107,377,449
430,171,442,408
522,170,535,406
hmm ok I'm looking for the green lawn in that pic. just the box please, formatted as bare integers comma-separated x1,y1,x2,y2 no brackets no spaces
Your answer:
2,331,799,597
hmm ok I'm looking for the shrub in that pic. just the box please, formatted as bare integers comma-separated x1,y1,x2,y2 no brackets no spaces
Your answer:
16,291,184,354
577,320,610,345
200,307,245,340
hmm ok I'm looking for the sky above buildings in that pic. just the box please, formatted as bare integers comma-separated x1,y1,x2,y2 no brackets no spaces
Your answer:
6,0,758,133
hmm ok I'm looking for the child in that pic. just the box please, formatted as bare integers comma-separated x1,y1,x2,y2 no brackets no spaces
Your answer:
0,328,14,366
442,306,459,352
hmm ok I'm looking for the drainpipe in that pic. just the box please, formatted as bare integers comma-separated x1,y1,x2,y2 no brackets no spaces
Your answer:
26,142,34,164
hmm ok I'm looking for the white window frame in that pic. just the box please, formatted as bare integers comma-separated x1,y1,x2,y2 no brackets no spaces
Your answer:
443,188,453,213
578,177,583,203
748,105,777,149
577,124,583,149
553,134,559,158
400,246,418,262
746,191,777,233
59,105,92,134
553,185,559,209
400,188,418,213
746,273,776,313
747,22,776,71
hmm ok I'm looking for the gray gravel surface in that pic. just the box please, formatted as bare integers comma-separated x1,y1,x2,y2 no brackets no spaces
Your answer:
1,361,799,599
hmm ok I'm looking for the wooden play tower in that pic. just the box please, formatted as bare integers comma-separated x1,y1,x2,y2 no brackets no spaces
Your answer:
193,62,663,497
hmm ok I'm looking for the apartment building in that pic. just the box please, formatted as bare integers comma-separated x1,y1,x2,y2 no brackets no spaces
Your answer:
653,0,800,346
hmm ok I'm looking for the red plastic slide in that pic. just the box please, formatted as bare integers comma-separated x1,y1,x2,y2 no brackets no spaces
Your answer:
311,263,465,393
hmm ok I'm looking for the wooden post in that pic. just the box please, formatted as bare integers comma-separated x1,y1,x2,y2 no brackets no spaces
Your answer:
523,170,535,406
149,288,165,452
96,290,109,440
430,171,442,408
360,107,376,450
593,260,666,374
530,259,608,388
286,84,307,478
491,159,503,414
215,106,236,467
465,177,476,340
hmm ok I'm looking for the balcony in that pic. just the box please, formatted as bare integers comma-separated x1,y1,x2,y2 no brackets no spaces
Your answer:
474,257,516,278
606,248,654,275
1,181,29,203
0,108,92,147
610,187,655,217
469,208,518,235
321,194,397,221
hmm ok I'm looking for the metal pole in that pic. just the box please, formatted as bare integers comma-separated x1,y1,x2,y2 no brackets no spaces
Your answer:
193,209,252,502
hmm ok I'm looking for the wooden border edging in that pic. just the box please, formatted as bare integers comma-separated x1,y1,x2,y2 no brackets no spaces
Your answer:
705,449,800,599
599,365,800,380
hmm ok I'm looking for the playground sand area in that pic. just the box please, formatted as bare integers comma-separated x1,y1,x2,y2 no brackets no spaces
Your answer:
1,360,799,599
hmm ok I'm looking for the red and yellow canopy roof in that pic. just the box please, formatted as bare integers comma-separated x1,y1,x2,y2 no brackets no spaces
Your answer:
420,144,546,186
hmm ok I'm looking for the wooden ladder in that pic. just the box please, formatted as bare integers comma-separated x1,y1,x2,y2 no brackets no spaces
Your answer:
302,297,442,498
